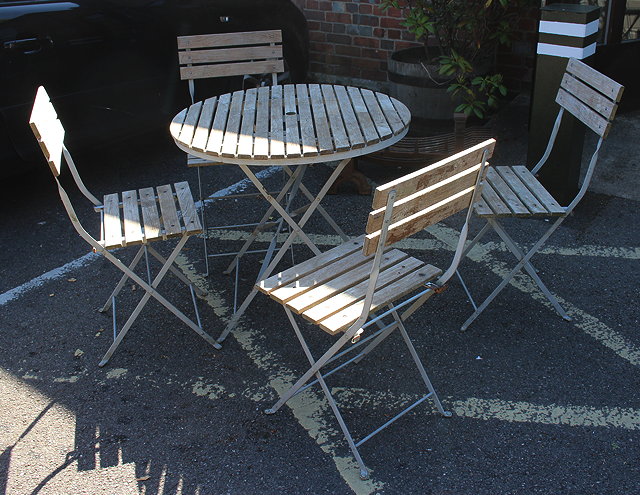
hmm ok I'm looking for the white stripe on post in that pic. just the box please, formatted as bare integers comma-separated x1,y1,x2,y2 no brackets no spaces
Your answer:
539,19,599,37
536,42,596,59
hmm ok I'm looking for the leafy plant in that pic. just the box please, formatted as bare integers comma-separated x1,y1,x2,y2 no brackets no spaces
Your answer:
381,0,521,118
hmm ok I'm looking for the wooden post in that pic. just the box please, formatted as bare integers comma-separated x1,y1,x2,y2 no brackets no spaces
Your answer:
527,4,600,203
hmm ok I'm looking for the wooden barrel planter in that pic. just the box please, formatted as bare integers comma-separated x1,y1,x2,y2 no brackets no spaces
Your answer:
388,46,459,121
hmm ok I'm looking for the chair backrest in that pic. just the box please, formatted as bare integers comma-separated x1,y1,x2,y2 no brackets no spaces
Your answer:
177,30,284,90
363,139,496,258
29,86,101,206
556,58,624,139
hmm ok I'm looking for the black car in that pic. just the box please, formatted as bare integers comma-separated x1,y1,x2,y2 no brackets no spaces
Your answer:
0,0,309,175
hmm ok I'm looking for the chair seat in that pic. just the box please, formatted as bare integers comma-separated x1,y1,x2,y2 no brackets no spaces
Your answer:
100,181,202,249
474,165,566,218
258,237,442,335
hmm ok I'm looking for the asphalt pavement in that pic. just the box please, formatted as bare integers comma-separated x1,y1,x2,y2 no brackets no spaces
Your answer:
1,98,639,495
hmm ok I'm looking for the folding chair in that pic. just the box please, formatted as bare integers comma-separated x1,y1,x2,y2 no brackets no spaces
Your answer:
256,139,495,479
458,59,624,331
29,86,220,367
177,30,286,277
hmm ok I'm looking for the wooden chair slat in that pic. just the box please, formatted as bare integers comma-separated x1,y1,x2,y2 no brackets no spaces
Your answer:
191,97,217,152
321,85,351,151
309,84,334,154
177,30,282,49
284,85,302,157
473,195,494,217
174,181,202,234
348,86,379,145
270,248,372,304
180,60,284,81
302,256,426,329
316,261,441,335
495,166,547,215
556,88,611,137
485,167,529,216
269,85,285,158
566,58,625,102
296,84,320,156
363,189,474,256
103,193,123,249
237,88,258,159
178,45,282,66
334,85,365,149
156,185,182,237
366,164,481,233
560,73,618,120
511,166,565,215
476,180,512,217
206,92,231,155
287,250,409,314
372,139,495,208
259,237,364,292
122,190,143,246
220,90,244,158
139,187,162,242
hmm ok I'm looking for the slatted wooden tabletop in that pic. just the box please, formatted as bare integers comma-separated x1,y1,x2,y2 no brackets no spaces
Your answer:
170,84,411,165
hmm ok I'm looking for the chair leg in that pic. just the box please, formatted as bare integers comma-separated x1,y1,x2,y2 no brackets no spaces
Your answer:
461,216,570,331
267,308,370,480
99,235,220,367
197,166,210,277
99,246,146,313
146,245,206,298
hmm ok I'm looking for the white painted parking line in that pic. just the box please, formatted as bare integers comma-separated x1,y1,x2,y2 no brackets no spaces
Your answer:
0,252,99,308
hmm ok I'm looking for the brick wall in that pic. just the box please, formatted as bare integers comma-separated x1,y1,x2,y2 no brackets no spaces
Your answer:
292,0,538,94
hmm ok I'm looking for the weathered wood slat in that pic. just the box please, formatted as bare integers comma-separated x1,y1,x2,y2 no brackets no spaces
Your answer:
376,92,405,135
363,189,474,256
495,166,547,215
269,85,285,158
174,181,202,234
373,139,495,208
477,180,512,217
309,84,334,154
287,250,409,314
361,89,391,140
179,101,203,147
103,193,123,249
270,248,372,304
122,190,143,246
302,256,426,328
253,87,271,158
156,185,182,237
284,85,302,157
317,261,441,335
473,194,494,216
366,165,481,233
259,237,364,292
139,187,161,241
206,92,231,155
348,86,379,145
566,58,624,102
295,84,319,156
180,60,284,81
179,45,282,65
485,167,529,216
556,88,611,137
511,166,565,215
560,73,618,120
221,91,244,157
191,97,216,152
237,88,258,159
177,30,282,50
321,85,350,151
334,85,365,149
